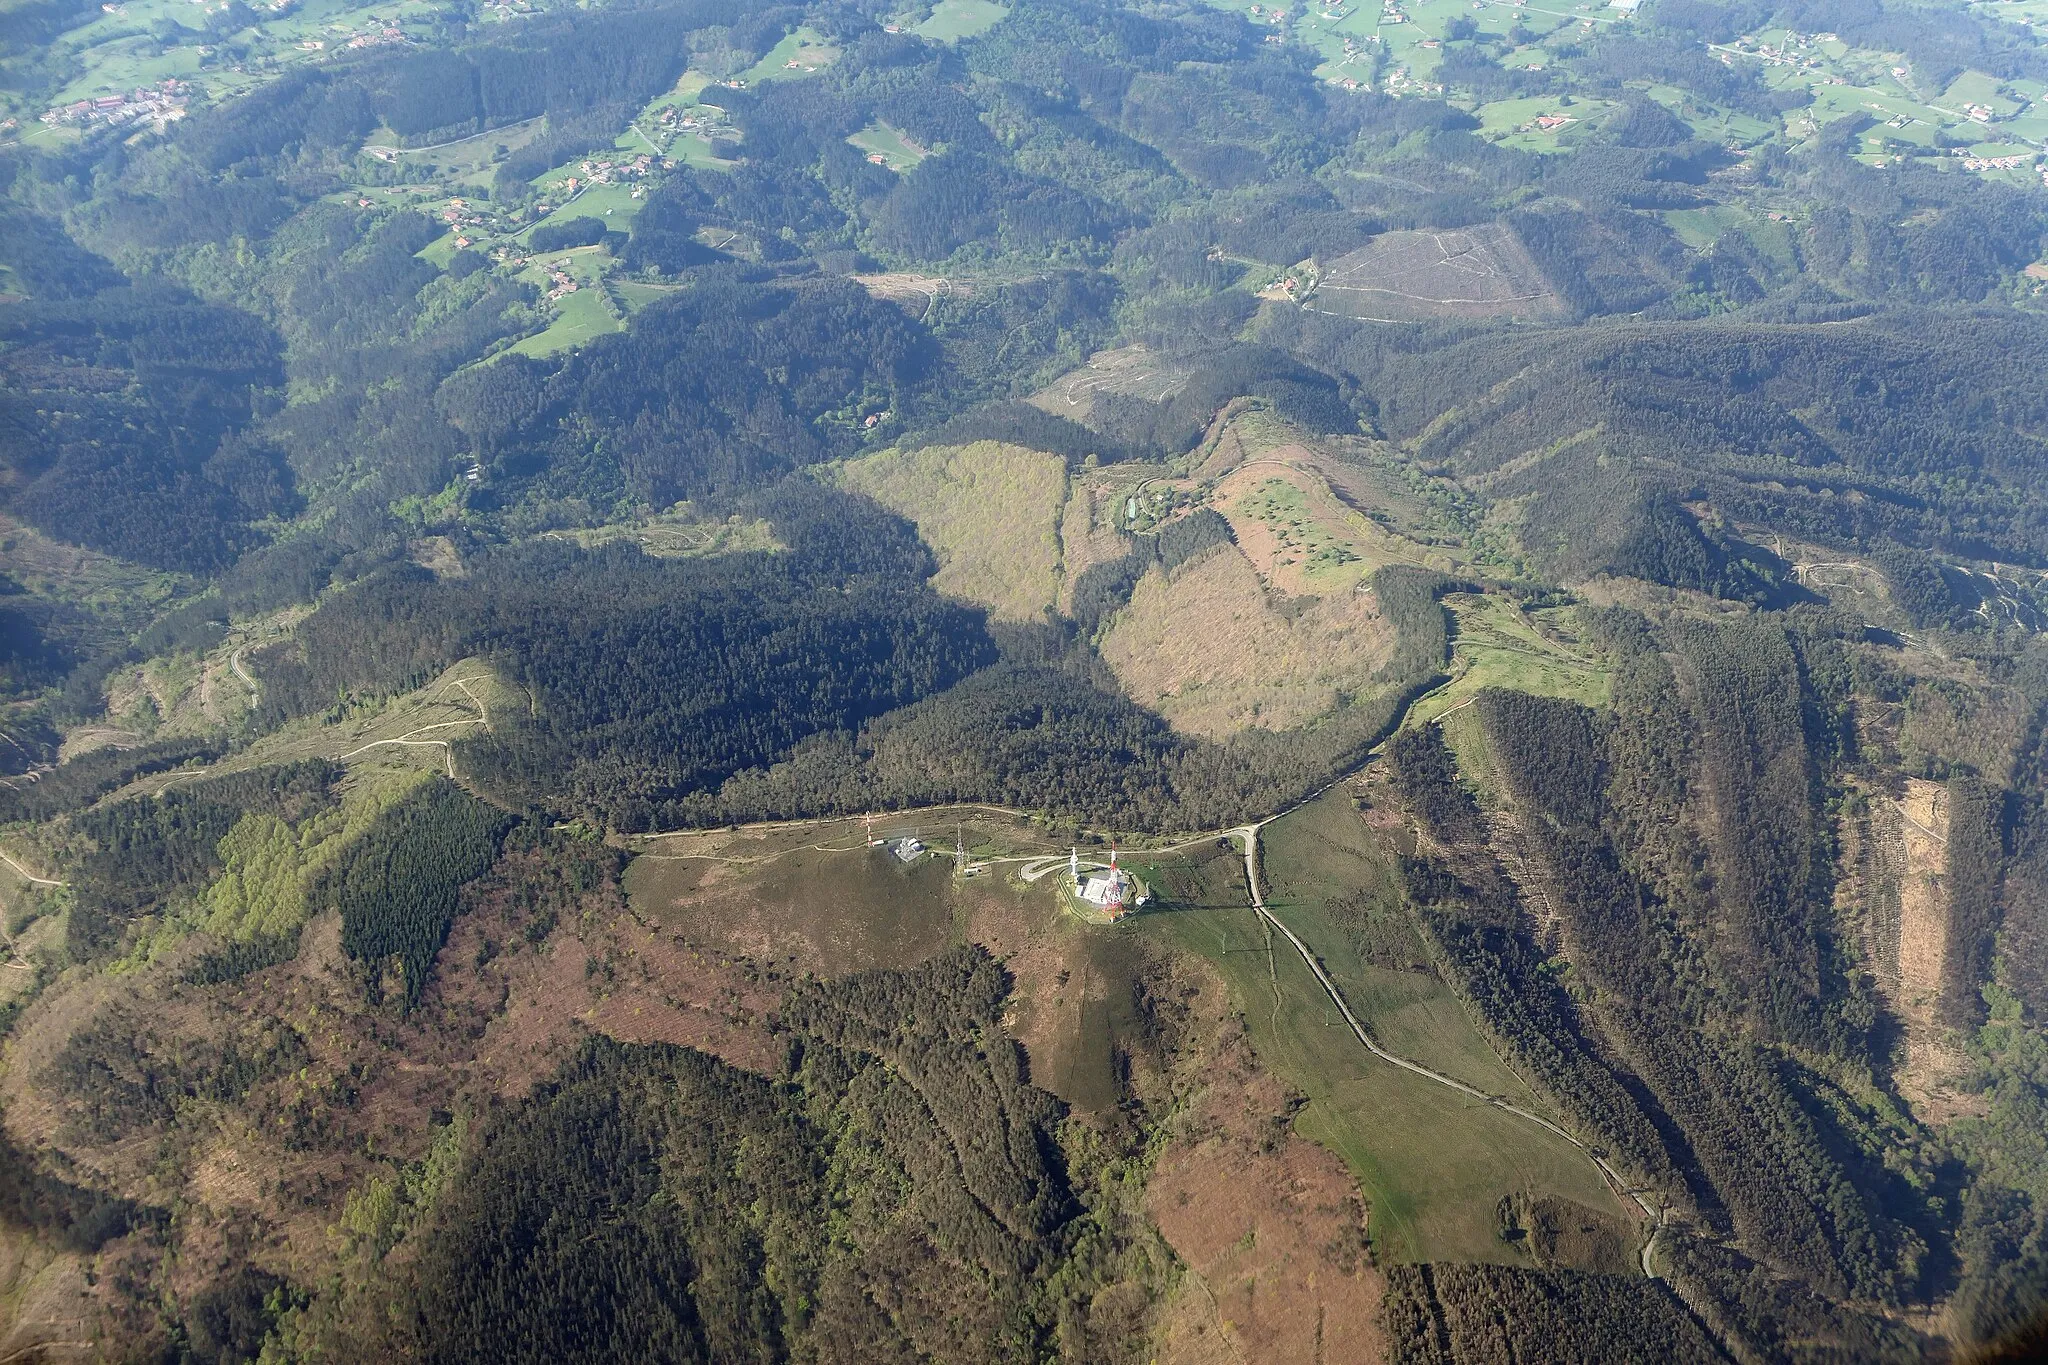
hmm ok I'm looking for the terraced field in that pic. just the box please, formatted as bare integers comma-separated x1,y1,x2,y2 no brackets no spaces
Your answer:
1404,593,1612,729
1028,344,1196,424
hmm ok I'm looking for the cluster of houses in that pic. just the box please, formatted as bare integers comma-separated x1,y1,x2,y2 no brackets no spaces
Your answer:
1957,152,2034,172
1726,32,1828,72
1330,32,1368,90
342,25,406,50
1382,65,1443,96
296,22,404,54
41,79,188,130
439,197,499,248
541,260,581,300
575,154,656,188
657,106,725,137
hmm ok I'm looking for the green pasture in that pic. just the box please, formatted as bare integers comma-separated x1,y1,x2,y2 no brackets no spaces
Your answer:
847,121,928,171
913,0,1009,41
527,183,645,236
739,26,840,85
508,253,622,358
1139,794,1629,1263
1660,203,1751,249
614,279,685,312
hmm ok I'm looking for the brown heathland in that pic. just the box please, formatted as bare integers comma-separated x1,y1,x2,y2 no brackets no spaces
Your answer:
1099,544,1394,737
1147,1012,1386,1365
0,847,781,1337
838,441,1067,620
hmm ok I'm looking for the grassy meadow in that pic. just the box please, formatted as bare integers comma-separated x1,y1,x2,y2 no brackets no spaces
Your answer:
1135,792,1632,1265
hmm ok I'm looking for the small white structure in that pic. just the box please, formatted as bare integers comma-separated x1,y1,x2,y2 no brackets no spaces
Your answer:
1073,849,1149,916
890,837,924,864
1078,872,1126,908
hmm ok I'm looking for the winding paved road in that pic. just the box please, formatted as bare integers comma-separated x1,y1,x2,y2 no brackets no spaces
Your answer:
229,647,260,702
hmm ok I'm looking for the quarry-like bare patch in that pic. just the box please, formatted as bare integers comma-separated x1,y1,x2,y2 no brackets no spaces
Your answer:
1306,224,1564,323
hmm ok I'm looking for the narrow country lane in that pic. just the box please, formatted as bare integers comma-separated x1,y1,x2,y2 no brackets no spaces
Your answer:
1236,819,1669,1278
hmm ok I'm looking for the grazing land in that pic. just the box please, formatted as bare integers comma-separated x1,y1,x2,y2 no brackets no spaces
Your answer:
1129,798,1634,1267
847,121,931,172
912,0,1011,43
1144,897,1632,1265
739,26,841,84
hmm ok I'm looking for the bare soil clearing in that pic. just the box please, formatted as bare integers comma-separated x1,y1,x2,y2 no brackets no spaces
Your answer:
1306,225,1565,324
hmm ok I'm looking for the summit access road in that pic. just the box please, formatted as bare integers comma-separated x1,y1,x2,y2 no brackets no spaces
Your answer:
1233,817,1669,1277
632,787,1672,1268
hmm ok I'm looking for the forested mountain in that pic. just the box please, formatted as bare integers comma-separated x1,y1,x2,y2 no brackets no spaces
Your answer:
10,0,2048,1359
